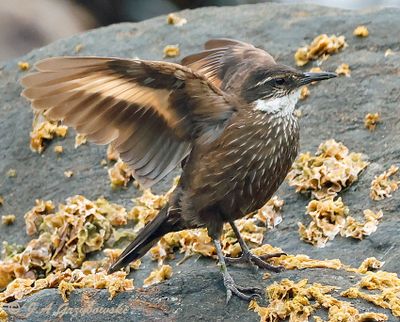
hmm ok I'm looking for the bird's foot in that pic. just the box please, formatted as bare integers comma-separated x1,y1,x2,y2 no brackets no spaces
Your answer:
223,273,262,303
224,250,285,272
213,238,264,303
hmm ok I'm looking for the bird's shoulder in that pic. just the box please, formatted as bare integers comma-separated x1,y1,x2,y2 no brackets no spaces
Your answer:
181,38,276,94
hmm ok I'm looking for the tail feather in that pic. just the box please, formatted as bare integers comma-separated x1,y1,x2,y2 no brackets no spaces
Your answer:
108,205,173,274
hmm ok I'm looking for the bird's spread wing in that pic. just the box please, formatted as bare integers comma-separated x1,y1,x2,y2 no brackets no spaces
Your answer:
181,38,276,89
21,57,235,188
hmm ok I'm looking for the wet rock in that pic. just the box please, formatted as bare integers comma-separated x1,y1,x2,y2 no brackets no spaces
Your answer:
0,3,399,321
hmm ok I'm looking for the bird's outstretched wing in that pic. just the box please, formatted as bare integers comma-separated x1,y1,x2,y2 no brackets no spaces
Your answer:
21,57,235,187
181,38,276,90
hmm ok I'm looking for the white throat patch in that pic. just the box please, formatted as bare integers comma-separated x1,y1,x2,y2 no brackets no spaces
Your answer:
254,90,300,116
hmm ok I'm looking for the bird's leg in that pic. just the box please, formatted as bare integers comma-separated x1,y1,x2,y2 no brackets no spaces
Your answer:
224,221,285,272
213,239,262,303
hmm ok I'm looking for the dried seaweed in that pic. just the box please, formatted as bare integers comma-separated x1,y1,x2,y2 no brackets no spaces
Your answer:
341,209,383,240
364,113,380,131
64,170,74,178
53,145,63,154
299,86,310,100
108,159,134,188
353,26,369,37
335,63,351,77
252,244,342,270
167,13,187,26
0,196,131,292
370,165,399,200
74,134,87,148
0,307,7,321
298,197,382,247
143,265,173,287
106,145,119,161
342,271,400,317
0,269,133,303
1,215,15,226
295,34,347,66
288,139,368,199
249,278,386,322
346,257,384,274
18,61,30,71
163,45,180,58
30,120,68,154
6,169,16,178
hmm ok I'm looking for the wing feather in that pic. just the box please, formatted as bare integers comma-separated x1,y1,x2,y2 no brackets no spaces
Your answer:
21,57,235,187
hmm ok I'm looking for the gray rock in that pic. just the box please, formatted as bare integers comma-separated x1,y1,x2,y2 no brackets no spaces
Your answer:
1,3,399,321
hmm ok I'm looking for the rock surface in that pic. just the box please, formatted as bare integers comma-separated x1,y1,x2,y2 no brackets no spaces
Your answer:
1,3,400,321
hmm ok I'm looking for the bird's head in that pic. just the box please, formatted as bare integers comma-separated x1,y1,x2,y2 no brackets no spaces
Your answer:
242,64,337,115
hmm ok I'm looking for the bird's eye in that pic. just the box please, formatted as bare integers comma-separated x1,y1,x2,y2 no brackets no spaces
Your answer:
275,78,285,85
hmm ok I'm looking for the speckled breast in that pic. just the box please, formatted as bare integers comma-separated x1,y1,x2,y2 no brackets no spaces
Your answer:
180,109,300,228
217,111,300,219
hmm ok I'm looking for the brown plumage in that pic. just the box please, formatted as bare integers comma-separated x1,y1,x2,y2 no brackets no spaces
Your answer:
21,39,336,302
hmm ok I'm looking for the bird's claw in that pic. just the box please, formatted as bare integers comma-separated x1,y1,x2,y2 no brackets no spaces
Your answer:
225,251,285,272
223,274,262,304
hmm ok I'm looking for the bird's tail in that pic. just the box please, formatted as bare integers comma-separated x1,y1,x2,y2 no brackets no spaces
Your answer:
108,204,175,274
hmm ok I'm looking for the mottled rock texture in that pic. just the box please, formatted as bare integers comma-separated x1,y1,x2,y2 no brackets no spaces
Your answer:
0,3,399,321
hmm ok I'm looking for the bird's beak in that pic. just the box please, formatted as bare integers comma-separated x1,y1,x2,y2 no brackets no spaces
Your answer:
300,71,337,85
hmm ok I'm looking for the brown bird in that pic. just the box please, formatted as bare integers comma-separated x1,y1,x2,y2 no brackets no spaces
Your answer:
21,39,336,302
